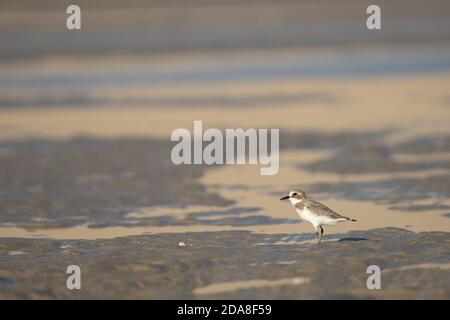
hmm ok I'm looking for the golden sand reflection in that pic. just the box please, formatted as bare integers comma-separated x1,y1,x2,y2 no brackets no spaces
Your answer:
193,277,310,296
1,75,450,142
125,205,223,219
199,148,450,235
0,72,449,240
1,146,449,239
384,263,450,273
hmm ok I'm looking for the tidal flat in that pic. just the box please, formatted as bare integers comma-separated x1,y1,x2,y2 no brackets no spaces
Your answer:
1,0,450,299
0,229,449,299
0,93,449,298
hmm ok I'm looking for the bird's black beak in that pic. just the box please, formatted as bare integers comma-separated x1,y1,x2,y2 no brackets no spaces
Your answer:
280,195,290,200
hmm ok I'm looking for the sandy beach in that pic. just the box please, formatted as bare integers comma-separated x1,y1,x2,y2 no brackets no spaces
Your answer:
0,0,449,299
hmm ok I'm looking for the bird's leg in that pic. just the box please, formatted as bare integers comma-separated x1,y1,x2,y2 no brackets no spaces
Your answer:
314,225,320,245
318,226,324,244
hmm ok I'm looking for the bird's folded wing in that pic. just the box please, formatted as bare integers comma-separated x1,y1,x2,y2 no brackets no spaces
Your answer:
306,200,346,219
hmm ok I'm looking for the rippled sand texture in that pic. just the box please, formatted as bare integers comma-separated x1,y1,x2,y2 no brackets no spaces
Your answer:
0,0,450,299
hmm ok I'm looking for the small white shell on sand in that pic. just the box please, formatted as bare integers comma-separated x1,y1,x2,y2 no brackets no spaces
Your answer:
178,241,186,247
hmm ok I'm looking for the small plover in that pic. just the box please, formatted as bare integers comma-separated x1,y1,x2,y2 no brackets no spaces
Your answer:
280,190,356,244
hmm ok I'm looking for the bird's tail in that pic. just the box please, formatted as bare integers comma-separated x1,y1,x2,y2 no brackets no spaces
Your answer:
347,218,357,222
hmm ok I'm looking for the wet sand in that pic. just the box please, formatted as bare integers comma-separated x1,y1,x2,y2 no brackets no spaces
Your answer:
2,0,450,58
0,67,449,298
1,1,450,298
0,229,448,299
1,72,450,236
1,72,450,140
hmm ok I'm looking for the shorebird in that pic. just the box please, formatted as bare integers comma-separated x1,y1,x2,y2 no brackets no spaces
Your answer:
280,190,356,244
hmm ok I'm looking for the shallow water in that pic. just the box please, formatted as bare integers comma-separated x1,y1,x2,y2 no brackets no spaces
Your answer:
0,43,449,298
1,144,449,240
193,277,310,296
3,47,450,89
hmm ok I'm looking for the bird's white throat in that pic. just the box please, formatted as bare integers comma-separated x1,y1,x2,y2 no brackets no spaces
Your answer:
289,198,303,206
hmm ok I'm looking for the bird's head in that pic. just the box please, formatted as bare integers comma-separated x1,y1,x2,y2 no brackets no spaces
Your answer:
280,190,306,202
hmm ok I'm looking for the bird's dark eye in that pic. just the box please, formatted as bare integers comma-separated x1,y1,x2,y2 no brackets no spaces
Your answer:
293,193,297,196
